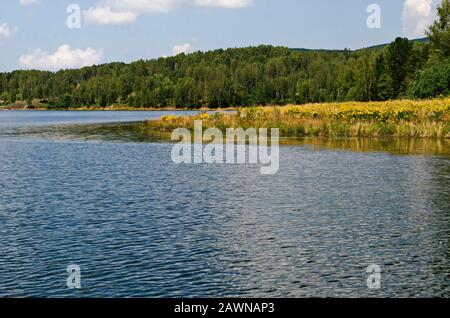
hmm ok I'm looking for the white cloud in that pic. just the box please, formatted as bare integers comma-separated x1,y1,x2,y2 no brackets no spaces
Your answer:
84,6,137,25
402,0,437,37
104,0,181,13
172,43,192,55
85,0,253,25
194,0,252,9
18,44,103,71
19,0,41,6
0,22,12,38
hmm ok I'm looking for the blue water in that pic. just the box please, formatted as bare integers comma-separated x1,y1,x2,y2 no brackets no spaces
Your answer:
0,110,197,128
0,111,449,298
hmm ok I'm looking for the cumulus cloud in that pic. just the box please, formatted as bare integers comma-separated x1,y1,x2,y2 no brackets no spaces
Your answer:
194,0,252,9
402,0,437,37
85,0,253,25
19,0,41,6
104,0,182,13
172,43,192,55
18,44,103,71
84,6,137,25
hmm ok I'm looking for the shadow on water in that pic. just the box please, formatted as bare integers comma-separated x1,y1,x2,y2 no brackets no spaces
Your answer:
3,121,449,156
0,121,165,143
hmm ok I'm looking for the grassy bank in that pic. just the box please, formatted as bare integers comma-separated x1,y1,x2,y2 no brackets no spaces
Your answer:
146,99,450,139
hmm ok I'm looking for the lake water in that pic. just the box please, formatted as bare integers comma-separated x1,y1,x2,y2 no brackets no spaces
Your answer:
0,111,449,298
0,110,201,130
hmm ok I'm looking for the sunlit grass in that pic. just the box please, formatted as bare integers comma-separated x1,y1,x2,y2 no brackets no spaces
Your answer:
147,99,450,139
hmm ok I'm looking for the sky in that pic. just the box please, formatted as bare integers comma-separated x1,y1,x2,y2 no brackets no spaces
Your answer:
0,0,442,72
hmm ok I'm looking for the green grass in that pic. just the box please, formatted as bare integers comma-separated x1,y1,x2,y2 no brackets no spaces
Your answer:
146,99,450,139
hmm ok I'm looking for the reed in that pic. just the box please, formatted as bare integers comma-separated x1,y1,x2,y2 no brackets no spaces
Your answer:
146,99,450,139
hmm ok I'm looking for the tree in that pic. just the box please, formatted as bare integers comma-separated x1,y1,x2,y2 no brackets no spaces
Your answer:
0,40,447,109
22,79,33,106
427,0,450,59
412,61,450,98
384,38,413,98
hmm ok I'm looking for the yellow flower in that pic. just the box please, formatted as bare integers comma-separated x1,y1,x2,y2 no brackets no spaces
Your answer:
195,113,210,120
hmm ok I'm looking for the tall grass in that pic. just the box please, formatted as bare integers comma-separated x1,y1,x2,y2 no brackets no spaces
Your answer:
147,99,450,139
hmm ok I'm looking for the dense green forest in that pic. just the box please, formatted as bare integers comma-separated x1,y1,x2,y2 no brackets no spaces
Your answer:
1,0,449,109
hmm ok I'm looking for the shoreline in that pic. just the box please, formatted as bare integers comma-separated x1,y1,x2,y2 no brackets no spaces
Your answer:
0,105,237,112
144,99,450,139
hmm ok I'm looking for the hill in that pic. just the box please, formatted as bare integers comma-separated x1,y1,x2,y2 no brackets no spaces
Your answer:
0,38,437,109
290,37,429,52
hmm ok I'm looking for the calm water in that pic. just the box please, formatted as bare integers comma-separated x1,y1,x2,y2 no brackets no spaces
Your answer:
0,110,198,128
0,111,449,298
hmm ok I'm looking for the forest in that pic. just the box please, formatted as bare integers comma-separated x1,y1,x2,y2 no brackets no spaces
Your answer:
1,0,449,109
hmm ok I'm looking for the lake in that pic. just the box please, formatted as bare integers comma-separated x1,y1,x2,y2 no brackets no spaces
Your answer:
0,111,449,298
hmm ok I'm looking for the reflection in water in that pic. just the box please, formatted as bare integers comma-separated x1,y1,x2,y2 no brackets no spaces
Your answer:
0,122,162,143
3,121,450,156
0,118,449,298
282,137,450,156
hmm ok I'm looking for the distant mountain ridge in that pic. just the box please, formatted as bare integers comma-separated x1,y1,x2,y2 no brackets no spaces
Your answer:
290,37,429,53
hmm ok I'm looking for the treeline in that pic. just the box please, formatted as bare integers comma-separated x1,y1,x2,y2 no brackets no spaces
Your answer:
1,1,449,109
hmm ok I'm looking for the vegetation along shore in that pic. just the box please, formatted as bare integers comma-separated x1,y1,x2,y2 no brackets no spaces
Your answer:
147,99,450,139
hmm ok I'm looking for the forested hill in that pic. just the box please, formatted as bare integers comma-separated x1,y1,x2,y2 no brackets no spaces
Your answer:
360,37,429,50
290,37,428,52
0,38,448,109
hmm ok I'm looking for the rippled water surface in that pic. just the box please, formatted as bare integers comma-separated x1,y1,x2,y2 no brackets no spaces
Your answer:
0,111,449,298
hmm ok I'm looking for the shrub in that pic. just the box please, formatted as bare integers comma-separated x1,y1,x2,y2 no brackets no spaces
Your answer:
411,62,450,99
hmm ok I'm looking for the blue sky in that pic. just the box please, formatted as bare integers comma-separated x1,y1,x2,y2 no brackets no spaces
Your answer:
0,0,441,71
